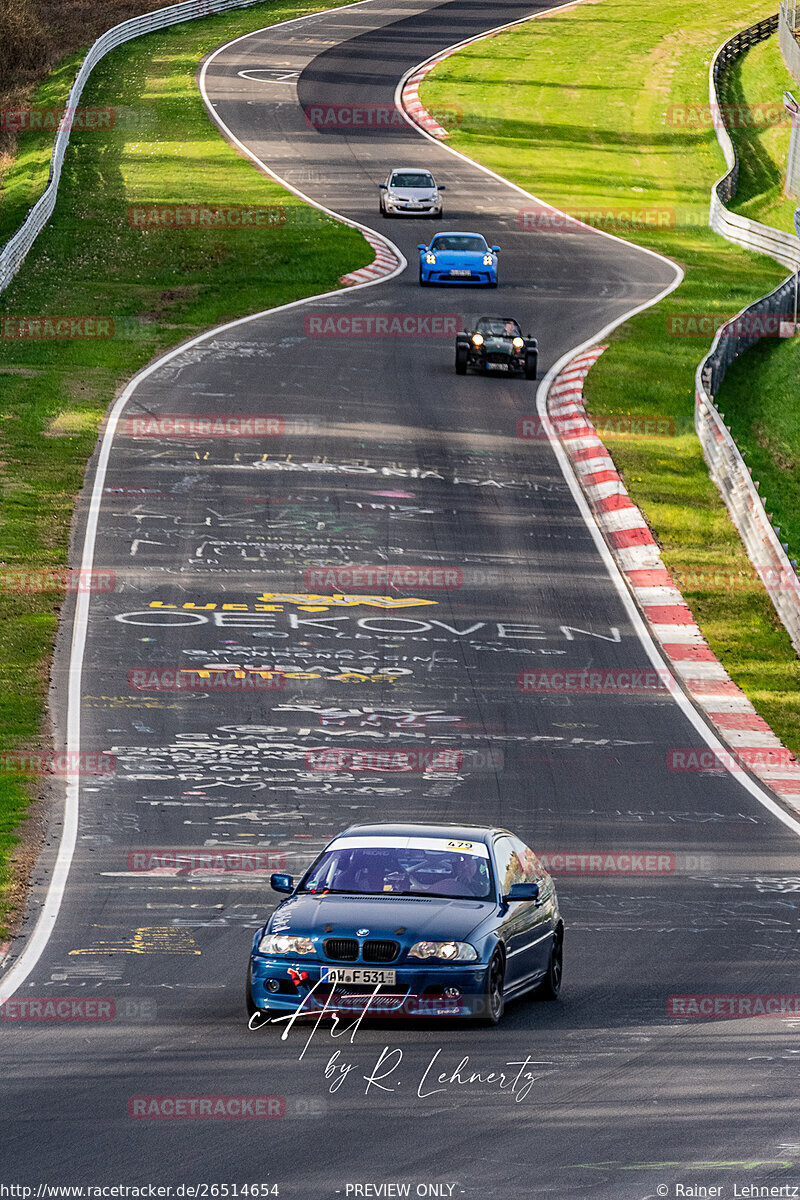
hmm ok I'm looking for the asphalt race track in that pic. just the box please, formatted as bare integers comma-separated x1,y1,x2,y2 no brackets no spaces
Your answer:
3,1,800,1196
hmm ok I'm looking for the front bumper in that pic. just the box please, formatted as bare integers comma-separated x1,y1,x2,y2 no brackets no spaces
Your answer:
249,955,489,1019
469,352,525,372
385,199,441,215
421,269,496,285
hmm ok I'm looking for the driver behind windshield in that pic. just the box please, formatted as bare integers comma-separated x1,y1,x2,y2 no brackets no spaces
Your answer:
301,845,490,899
477,318,520,338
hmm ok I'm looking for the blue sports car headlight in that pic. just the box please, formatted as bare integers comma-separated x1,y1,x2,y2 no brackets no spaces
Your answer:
425,252,436,264
259,934,315,955
408,940,478,962
482,254,494,265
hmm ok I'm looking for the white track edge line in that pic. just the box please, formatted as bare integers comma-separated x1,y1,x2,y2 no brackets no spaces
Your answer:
0,0,407,1006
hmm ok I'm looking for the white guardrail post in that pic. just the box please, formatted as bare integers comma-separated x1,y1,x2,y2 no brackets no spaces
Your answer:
0,0,265,296
698,14,800,655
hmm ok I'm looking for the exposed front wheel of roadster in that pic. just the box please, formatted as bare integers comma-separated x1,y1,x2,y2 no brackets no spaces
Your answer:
525,352,538,380
478,949,506,1025
455,346,468,375
534,927,563,1000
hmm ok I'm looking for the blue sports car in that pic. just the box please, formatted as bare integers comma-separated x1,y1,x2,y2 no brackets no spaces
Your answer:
418,232,499,287
246,823,563,1025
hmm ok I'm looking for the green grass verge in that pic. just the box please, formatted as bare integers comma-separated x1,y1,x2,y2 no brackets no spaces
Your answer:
420,0,800,755
721,33,797,230
713,33,800,579
0,0,372,936
715,334,800,565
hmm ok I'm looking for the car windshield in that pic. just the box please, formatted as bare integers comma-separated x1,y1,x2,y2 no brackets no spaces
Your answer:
430,235,486,253
300,843,493,900
391,172,434,188
477,318,521,337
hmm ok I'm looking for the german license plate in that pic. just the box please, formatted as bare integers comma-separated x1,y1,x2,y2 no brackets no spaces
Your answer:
321,968,396,985
487,362,509,371
449,270,471,276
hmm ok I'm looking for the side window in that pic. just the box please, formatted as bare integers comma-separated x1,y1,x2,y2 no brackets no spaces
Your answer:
494,836,526,894
510,836,545,884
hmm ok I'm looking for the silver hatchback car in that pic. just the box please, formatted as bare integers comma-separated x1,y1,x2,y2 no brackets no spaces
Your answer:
379,167,445,218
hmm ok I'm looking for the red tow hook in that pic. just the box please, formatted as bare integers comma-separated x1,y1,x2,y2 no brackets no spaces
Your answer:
287,968,309,989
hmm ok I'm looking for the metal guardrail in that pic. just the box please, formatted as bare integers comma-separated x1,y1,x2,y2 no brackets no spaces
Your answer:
697,16,800,655
780,2,800,84
0,0,264,297
709,15,800,267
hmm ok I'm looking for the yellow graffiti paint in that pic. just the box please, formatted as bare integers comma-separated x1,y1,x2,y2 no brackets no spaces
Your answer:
69,926,201,955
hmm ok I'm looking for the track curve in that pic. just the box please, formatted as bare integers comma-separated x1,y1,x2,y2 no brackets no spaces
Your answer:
3,2,800,1197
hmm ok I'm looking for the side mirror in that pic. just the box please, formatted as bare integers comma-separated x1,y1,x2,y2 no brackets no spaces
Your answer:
491,245,500,253
270,872,294,894
379,183,388,189
505,881,540,902
417,244,427,251
438,184,446,190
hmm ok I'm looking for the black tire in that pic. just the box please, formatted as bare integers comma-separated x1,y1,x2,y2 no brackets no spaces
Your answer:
487,279,498,289
380,206,388,218
455,346,468,375
419,268,431,287
478,949,505,1025
525,351,538,381
434,208,443,220
534,926,563,1000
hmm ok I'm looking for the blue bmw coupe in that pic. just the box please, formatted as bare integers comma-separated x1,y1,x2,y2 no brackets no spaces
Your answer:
247,823,563,1025
418,233,499,287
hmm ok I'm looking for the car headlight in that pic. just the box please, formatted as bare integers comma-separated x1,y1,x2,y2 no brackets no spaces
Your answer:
259,934,315,956
483,254,494,265
425,252,436,264
408,940,479,962
512,336,525,349
471,333,484,346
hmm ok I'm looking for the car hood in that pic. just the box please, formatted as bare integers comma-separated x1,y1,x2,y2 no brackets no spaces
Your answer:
267,892,493,941
478,336,515,351
388,187,437,200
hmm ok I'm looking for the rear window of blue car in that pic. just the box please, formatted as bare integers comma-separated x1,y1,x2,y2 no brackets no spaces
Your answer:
430,235,487,253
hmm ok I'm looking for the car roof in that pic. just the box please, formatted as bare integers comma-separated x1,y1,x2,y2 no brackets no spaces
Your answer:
431,231,486,238
390,167,435,173
334,822,506,845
